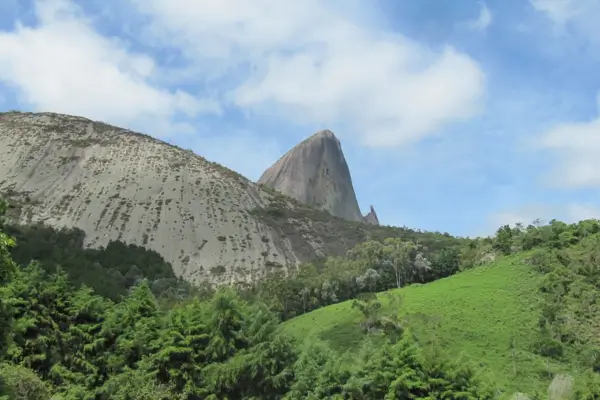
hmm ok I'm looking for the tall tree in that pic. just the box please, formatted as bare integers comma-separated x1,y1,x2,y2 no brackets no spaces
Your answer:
383,238,417,288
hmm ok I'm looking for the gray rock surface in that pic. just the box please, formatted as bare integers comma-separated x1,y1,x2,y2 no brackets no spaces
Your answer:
0,111,316,284
363,205,380,225
548,374,574,400
258,129,366,222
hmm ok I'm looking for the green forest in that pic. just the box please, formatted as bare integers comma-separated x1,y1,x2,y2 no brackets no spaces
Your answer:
2,196,600,399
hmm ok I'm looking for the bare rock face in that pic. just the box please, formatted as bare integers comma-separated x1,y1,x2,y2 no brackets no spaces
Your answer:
0,112,390,284
0,112,308,284
363,205,380,225
258,129,366,222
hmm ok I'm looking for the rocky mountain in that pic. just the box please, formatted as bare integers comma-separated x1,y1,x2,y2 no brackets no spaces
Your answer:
0,112,402,284
258,129,378,225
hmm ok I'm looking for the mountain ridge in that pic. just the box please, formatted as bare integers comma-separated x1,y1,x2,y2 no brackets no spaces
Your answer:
0,111,296,284
0,111,422,284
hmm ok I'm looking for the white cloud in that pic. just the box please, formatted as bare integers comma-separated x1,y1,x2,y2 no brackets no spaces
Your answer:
530,0,580,25
130,0,486,147
536,93,600,188
530,0,600,43
0,0,220,137
468,3,493,31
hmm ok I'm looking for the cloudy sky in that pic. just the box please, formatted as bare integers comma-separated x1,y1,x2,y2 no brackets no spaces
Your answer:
1,0,599,237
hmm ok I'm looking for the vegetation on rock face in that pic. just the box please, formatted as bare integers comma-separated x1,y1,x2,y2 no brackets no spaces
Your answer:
1,223,192,301
251,186,465,263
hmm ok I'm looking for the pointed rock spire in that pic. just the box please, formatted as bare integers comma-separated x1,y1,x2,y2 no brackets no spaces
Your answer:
258,129,364,222
363,205,380,225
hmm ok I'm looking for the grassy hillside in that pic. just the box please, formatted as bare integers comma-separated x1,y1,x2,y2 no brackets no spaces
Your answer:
282,254,584,398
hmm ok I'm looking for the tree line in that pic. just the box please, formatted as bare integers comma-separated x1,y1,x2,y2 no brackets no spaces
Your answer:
0,199,492,399
3,196,600,398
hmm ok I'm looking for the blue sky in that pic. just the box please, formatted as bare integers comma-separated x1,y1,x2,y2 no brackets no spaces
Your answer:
1,0,600,237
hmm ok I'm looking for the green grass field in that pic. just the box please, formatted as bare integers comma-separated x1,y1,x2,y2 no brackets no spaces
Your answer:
282,255,583,398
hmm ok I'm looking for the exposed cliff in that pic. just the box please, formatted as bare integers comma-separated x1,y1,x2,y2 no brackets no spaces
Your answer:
0,112,396,284
257,129,367,222
0,112,301,284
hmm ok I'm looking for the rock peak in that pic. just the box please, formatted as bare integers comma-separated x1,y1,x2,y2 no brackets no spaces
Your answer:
311,129,337,140
363,205,380,225
258,129,363,222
